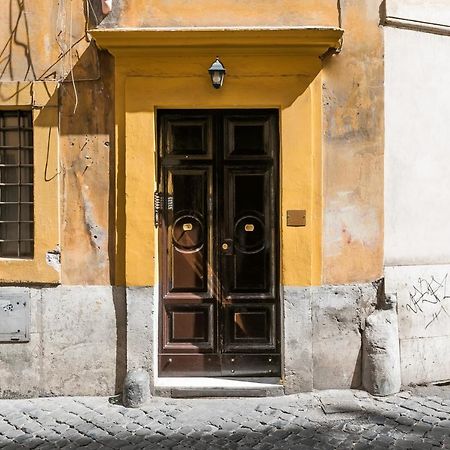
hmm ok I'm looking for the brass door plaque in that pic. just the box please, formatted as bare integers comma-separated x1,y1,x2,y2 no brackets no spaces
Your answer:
244,224,255,232
287,210,306,227
183,223,193,231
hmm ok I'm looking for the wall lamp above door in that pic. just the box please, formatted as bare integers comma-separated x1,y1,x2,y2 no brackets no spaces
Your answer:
208,57,226,89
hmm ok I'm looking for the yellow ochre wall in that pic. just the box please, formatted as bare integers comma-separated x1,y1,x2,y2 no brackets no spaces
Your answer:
115,51,325,287
97,0,384,288
90,26,341,287
0,0,384,287
99,0,339,28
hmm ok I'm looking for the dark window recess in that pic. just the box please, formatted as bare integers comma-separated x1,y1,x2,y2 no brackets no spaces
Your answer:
0,111,34,258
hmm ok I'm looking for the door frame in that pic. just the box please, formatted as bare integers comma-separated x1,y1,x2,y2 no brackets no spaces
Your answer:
120,67,323,385
91,27,340,389
156,109,281,377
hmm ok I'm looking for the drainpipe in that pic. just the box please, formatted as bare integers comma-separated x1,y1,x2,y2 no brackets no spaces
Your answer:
101,0,112,14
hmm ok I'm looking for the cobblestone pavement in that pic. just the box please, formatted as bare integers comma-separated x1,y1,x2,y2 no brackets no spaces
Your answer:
0,386,449,449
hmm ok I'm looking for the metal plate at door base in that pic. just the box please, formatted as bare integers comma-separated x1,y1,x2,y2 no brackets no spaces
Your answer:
160,353,281,377
221,354,281,377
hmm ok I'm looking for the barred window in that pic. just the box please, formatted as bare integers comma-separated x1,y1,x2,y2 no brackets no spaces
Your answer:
0,111,34,258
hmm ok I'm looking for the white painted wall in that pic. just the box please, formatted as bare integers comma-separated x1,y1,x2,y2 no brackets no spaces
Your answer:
385,0,450,28
385,24,450,266
384,1,450,385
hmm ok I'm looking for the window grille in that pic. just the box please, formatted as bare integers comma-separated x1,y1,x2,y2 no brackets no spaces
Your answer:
0,111,34,258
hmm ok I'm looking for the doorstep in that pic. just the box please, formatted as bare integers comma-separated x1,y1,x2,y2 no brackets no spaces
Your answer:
153,377,284,398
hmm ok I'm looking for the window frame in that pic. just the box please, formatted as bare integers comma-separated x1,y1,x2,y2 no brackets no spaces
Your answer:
0,109,35,259
0,82,60,283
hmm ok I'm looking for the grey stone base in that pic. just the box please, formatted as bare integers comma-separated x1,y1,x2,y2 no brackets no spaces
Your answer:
0,285,154,399
283,282,379,393
0,282,393,398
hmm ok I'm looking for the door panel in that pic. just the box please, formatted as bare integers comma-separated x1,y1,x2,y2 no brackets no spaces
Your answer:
158,109,280,377
166,168,211,293
162,115,213,159
224,114,276,159
163,302,215,351
223,169,273,294
223,303,277,352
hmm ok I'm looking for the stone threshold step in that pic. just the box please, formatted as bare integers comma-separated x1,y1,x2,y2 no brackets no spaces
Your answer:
154,377,284,398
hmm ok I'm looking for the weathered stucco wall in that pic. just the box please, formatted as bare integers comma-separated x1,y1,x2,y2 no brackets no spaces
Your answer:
0,0,390,396
0,0,384,287
0,0,87,82
0,1,114,284
322,0,384,284
98,0,339,28
59,50,114,285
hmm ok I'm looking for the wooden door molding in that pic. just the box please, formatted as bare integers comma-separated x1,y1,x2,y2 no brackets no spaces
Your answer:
157,109,280,377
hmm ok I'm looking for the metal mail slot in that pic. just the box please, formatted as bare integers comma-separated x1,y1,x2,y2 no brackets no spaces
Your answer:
0,291,30,342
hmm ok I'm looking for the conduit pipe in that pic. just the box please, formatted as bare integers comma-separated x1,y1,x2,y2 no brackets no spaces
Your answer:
101,0,112,14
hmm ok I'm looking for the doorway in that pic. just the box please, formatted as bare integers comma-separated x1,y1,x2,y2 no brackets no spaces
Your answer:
157,109,280,377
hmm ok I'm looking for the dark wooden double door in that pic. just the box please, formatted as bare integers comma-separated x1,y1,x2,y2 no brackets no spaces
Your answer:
158,109,280,377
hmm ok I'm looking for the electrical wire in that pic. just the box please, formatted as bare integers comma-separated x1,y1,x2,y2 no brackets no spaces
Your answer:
69,0,79,114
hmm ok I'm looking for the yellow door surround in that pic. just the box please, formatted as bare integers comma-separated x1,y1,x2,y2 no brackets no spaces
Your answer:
90,27,343,287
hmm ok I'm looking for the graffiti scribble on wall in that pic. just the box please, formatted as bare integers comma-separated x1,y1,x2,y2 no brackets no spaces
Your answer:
407,275,450,329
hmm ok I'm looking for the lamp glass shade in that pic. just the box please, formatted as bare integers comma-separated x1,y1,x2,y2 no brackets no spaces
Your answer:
208,58,226,89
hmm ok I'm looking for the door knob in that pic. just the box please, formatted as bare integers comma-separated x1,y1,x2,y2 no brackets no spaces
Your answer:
221,239,233,255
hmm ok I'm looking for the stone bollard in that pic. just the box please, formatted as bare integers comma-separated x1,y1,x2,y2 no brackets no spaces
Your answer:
362,294,401,396
122,369,150,408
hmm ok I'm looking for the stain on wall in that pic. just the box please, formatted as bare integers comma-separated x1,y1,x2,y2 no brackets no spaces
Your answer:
322,0,384,284
0,1,114,285
59,49,114,285
0,0,384,286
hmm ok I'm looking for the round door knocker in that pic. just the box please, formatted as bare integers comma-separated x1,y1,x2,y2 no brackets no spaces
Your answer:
234,215,265,254
172,214,204,253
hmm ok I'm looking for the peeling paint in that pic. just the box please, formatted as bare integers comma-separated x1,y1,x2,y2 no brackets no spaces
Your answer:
80,184,106,253
0,0,382,287
45,246,61,273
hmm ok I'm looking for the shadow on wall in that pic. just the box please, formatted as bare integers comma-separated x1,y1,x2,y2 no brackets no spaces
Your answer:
58,47,121,390
0,0,37,80
112,287,127,393
1,0,123,393
58,45,115,286
84,0,108,29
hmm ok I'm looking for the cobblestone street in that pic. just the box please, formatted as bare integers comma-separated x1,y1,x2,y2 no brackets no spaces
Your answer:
0,386,449,449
